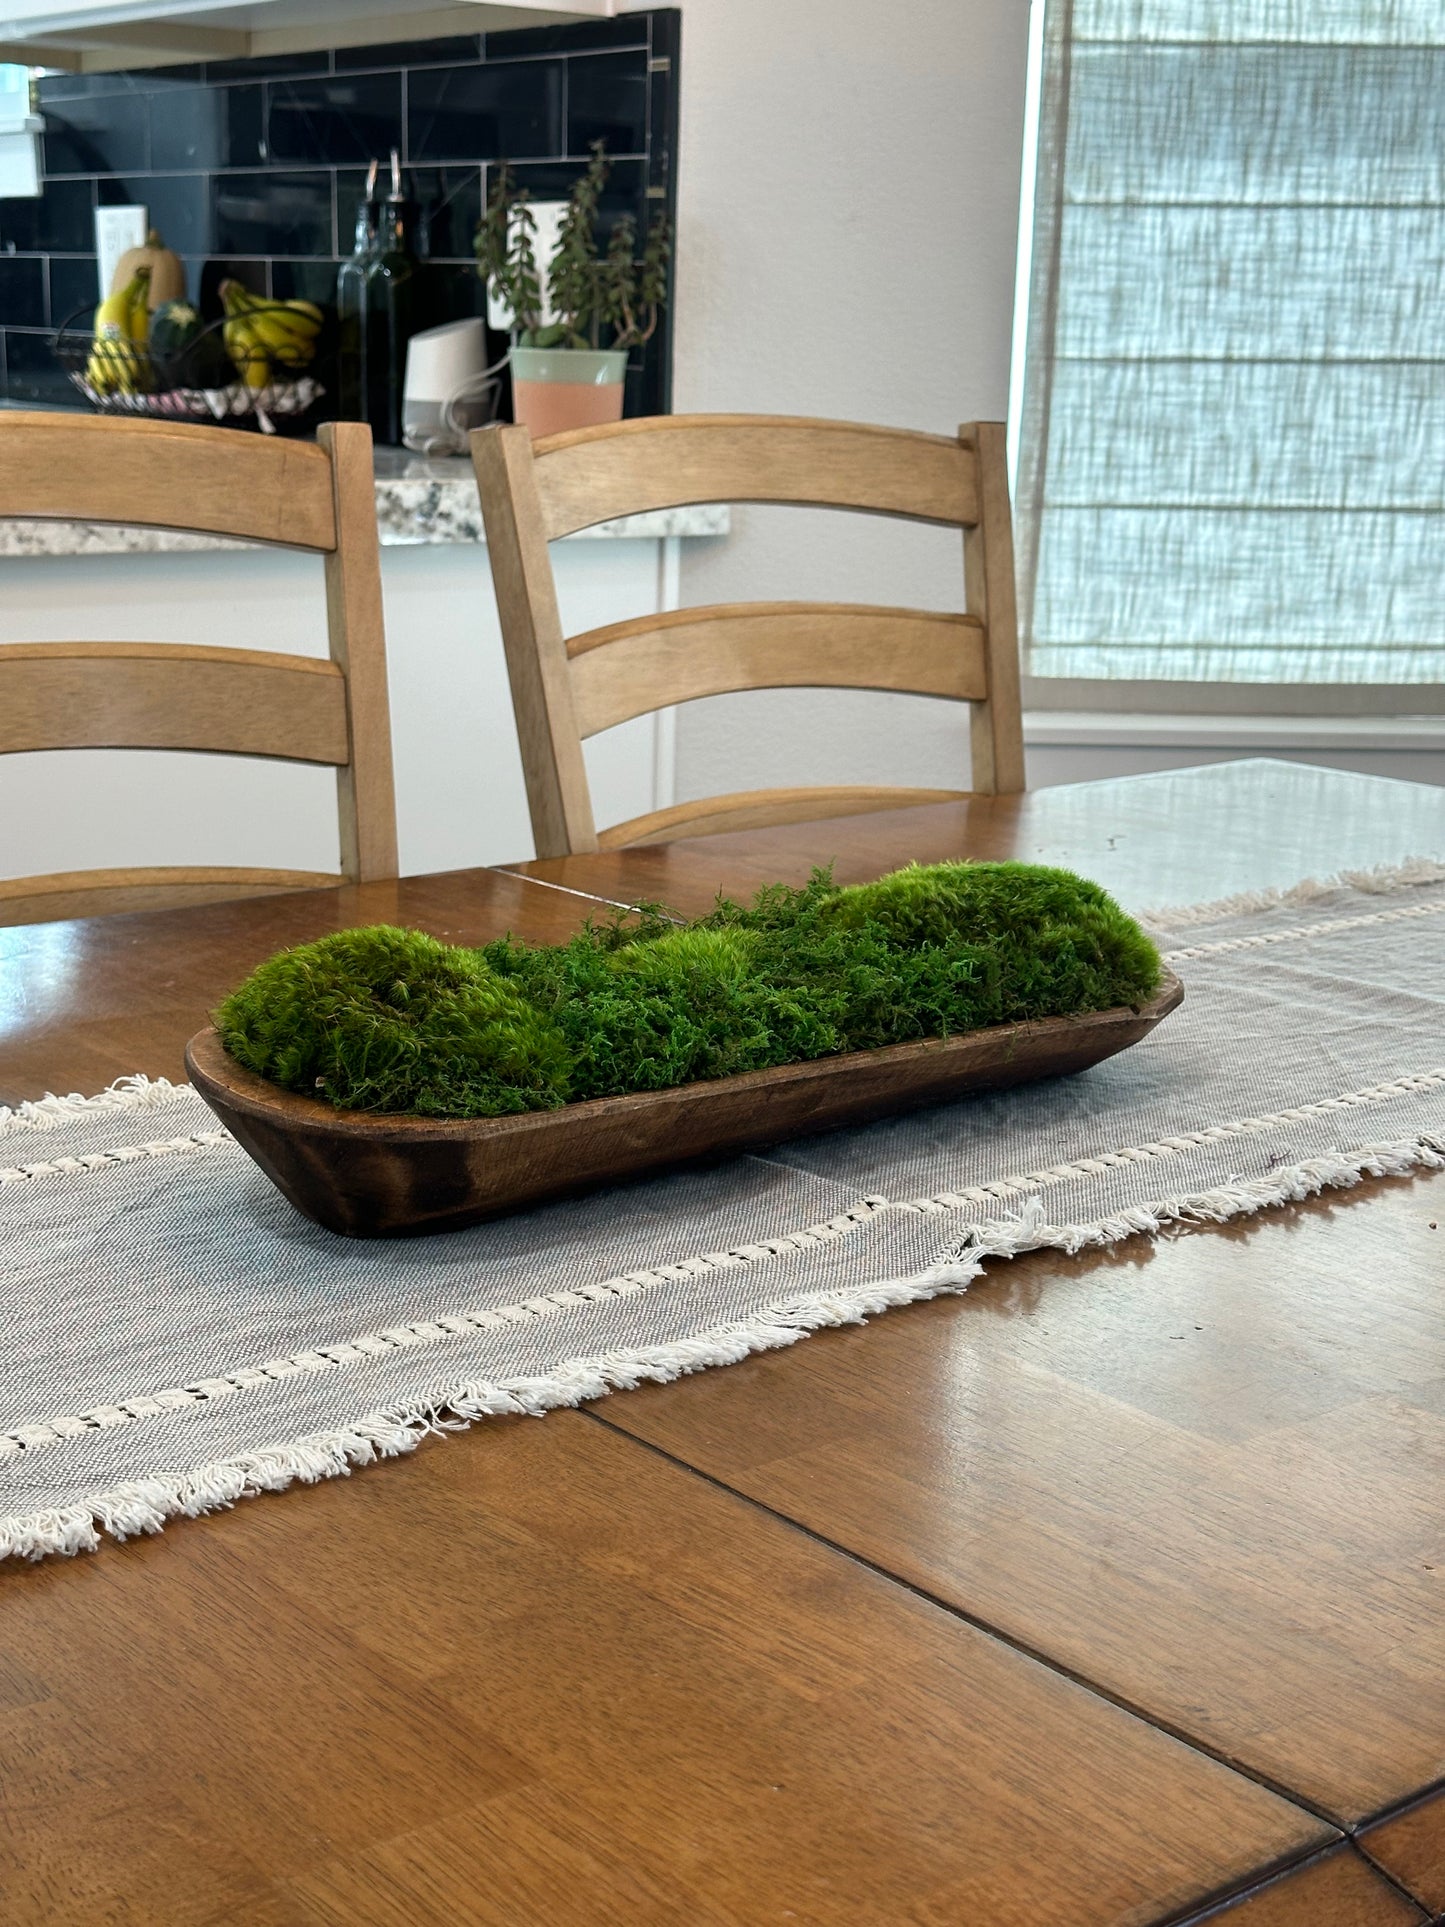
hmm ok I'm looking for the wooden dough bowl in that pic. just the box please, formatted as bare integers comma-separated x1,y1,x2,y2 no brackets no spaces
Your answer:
186,970,1183,1239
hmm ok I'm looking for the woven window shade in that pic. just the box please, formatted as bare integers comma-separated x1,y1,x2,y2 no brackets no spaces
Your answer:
1016,0,1445,688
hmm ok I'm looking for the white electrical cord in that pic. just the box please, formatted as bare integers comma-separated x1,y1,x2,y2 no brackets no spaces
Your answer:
401,352,509,456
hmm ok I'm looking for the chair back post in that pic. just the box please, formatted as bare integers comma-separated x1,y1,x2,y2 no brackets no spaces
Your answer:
961,420,1025,795
319,420,399,881
473,424,598,857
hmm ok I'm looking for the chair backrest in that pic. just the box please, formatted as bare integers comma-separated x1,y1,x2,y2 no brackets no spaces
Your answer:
472,413,1022,857
0,414,397,926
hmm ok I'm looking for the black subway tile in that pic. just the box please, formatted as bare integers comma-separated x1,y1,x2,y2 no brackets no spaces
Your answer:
0,176,95,254
270,258,343,305
408,59,563,163
0,257,44,329
411,260,493,333
34,73,141,104
211,170,333,256
203,51,330,83
48,254,101,328
567,50,648,156
150,85,264,171
485,19,649,57
407,164,483,260
335,34,480,70
41,91,149,176
99,175,212,256
505,156,647,233
120,65,209,87
4,328,76,403
267,73,402,165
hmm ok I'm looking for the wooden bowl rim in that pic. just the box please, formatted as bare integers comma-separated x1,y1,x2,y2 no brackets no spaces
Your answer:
185,967,1183,1145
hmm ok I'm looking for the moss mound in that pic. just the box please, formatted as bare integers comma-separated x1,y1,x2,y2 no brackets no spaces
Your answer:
215,925,571,1117
216,862,1161,1118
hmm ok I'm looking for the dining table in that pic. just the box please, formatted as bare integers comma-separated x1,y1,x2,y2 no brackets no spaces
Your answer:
2,757,1444,1927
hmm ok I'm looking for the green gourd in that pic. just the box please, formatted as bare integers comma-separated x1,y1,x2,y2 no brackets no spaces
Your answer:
148,300,233,390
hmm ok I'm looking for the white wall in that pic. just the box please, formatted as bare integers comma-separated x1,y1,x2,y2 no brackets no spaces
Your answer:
659,0,1031,801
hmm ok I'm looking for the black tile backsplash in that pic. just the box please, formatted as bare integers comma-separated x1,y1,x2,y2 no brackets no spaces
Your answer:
149,84,264,171
99,172,212,256
42,90,149,176
334,35,481,72
267,73,403,165
0,256,44,328
0,10,678,416
4,325,73,402
47,254,99,327
568,50,648,155
407,59,564,164
484,18,650,58
0,175,92,253
203,50,330,84
507,157,649,231
406,165,484,260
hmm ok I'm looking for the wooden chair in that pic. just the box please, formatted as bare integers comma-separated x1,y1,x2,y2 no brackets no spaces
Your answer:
472,413,1023,856
0,413,397,927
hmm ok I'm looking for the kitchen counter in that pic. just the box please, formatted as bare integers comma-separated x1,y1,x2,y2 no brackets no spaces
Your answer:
0,445,729,557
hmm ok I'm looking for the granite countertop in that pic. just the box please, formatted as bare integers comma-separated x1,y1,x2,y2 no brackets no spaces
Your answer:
0,438,730,558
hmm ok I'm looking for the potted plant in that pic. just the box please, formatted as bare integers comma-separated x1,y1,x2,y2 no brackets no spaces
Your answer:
476,141,671,436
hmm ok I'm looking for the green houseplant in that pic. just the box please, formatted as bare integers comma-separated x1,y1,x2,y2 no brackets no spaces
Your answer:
475,141,671,436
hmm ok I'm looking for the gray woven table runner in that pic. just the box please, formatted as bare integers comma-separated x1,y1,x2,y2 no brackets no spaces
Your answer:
4,860,1443,1561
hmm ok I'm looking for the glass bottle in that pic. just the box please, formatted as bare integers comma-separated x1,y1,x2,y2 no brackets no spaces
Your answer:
362,149,417,446
335,159,378,422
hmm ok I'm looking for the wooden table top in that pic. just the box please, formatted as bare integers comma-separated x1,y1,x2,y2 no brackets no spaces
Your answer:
2,760,1443,1926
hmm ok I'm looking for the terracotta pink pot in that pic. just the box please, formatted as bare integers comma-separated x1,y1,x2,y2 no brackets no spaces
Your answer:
510,347,627,437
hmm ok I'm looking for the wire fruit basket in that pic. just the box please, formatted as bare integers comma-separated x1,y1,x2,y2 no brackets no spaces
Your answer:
52,305,332,436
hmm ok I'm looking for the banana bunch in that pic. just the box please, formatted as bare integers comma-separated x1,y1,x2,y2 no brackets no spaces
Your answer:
220,279,325,391
86,265,151,396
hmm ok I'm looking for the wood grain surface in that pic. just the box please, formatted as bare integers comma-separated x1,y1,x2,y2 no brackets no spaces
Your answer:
565,601,988,736
1361,1791,1445,1918
0,1414,1329,1927
3,761,1445,1924
0,642,349,761
597,1167,1445,1824
0,412,337,550
524,412,980,539
1179,1848,1426,1925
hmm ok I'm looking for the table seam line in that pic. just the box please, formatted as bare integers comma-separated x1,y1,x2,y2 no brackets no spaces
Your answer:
579,1405,1349,1835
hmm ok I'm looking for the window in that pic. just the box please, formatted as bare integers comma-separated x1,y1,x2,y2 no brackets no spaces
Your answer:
1014,0,1445,711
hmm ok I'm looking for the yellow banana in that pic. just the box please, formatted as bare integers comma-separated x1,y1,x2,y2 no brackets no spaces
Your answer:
219,279,321,386
223,317,272,391
220,280,322,366
87,267,151,394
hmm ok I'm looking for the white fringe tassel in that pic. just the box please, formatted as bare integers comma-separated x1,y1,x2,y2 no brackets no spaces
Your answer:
0,1074,187,1139
1139,855,1445,931
4,1129,1441,1565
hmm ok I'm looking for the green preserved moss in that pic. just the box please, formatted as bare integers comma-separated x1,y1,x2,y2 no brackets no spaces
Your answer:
216,861,1162,1118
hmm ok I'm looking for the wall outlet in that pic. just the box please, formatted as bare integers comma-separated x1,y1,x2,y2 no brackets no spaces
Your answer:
94,205,147,302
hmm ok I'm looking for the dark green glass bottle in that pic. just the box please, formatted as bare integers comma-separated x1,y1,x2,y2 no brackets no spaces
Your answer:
363,150,416,446
335,159,378,423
